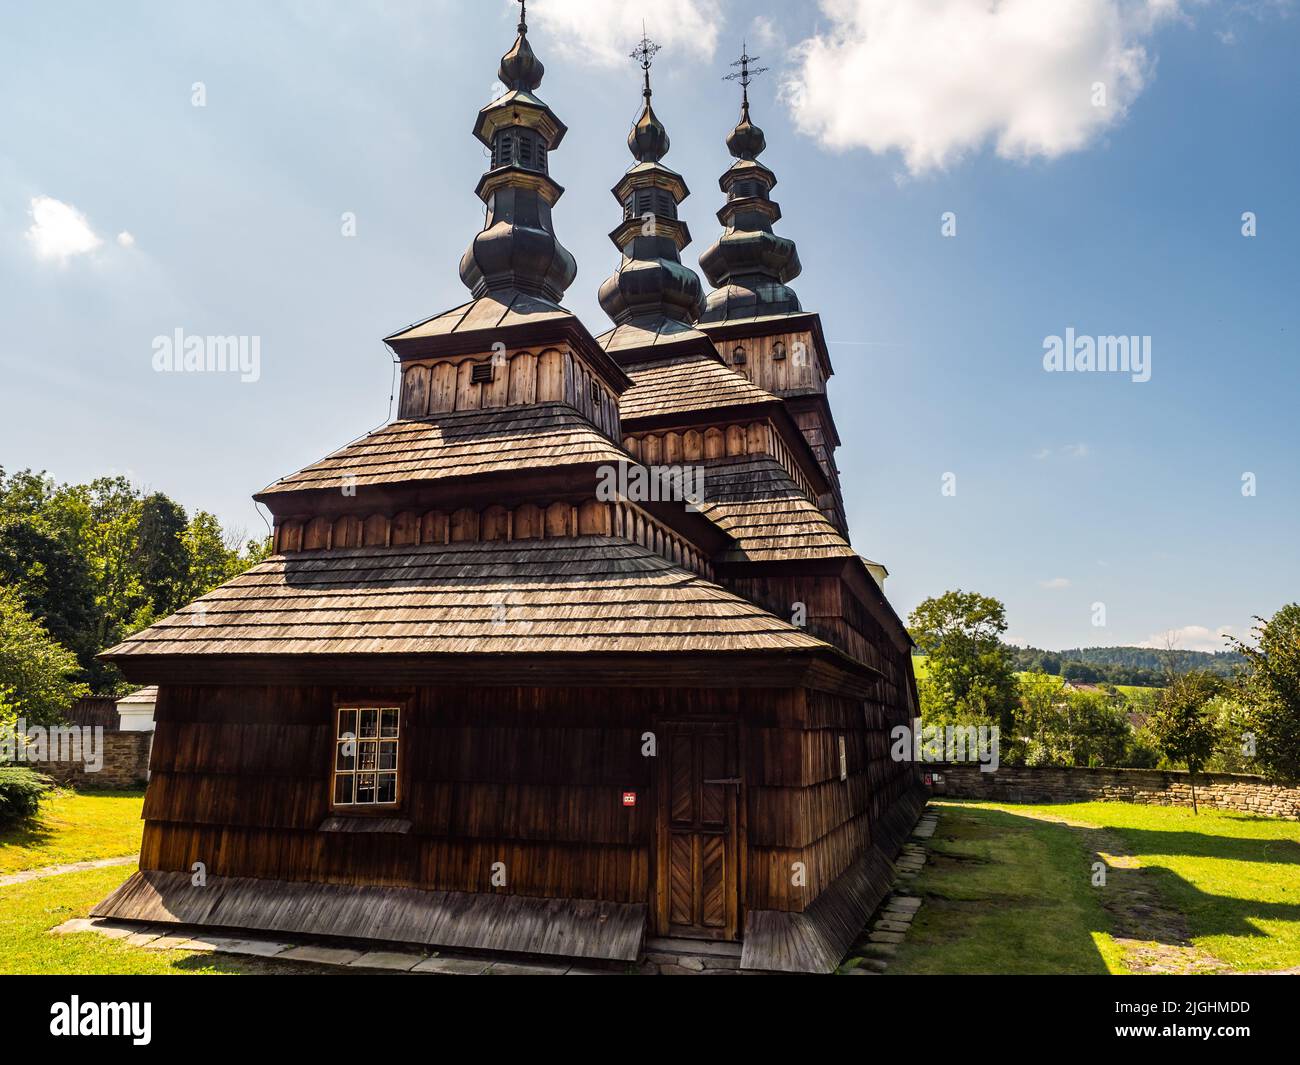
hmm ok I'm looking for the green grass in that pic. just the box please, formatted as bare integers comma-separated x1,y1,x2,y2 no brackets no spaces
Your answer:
888,802,1127,974
891,800,1300,974
0,864,346,974
0,788,145,874
1008,801,1300,971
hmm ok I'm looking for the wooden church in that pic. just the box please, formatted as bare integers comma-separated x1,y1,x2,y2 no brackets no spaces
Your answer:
94,10,923,973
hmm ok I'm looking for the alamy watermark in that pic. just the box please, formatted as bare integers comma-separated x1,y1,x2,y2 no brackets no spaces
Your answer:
152,328,261,383
2,719,104,773
1042,328,1151,383
890,718,1000,773
596,461,705,512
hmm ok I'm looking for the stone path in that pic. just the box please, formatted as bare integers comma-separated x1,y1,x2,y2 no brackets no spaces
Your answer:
0,854,138,888
840,805,939,974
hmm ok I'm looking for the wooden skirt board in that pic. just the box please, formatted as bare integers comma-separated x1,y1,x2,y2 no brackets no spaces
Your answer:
655,720,741,940
92,870,647,963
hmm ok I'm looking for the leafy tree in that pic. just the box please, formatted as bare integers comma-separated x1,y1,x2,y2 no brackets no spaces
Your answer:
1148,670,1223,812
134,493,189,617
909,590,1019,736
0,585,88,724
1230,604,1300,784
0,515,97,668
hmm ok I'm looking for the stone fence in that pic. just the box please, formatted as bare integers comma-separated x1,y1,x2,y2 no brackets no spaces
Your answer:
30,730,152,790
927,763,1300,820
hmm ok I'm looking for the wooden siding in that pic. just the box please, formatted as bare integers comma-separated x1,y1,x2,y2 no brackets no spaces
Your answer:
397,346,620,442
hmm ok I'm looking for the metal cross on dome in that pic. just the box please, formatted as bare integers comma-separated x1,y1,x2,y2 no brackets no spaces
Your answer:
723,42,769,107
630,25,661,99
515,0,527,32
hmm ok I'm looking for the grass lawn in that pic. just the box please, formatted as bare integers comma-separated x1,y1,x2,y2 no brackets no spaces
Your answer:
0,788,145,874
890,800,1300,974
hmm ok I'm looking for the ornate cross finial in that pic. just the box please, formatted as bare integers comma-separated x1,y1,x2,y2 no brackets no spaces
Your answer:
723,41,769,111
631,23,661,100
516,0,527,33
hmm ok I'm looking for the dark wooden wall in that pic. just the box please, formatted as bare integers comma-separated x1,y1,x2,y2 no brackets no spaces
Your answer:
144,684,796,910
142,673,915,923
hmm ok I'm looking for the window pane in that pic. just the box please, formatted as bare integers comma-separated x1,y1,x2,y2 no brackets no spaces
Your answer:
359,708,378,738
334,774,354,805
356,773,376,804
378,742,398,771
335,742,355,771
381,709,399,738
377,773,397,804
337,708,356,738
358,740,377,771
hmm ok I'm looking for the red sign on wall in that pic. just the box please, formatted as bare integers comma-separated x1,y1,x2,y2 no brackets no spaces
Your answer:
622,791,636,807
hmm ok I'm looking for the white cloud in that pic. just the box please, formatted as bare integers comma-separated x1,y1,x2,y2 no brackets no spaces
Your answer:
25,195,103,262
1039,577,1072,589
116,231,136,248
783,0,1187,174
1139,624,1237,652
529,0,722,67
1063,442,1091,458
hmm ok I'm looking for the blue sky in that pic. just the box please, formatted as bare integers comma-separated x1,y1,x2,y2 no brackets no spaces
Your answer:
1,0,1296,651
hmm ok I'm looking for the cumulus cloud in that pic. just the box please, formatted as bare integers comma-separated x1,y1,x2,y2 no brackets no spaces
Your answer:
116,231,136,248
25,195,103,262
1139,624,1237,652
528,0,722,67
783,0,1187,174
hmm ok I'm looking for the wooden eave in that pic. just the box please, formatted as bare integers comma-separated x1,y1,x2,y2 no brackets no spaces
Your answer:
101,648,881,696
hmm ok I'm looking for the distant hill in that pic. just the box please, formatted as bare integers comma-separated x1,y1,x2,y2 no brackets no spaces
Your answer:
1006,645,1244,686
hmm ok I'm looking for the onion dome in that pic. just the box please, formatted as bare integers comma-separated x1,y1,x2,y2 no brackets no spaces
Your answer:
459,4,576,303
598,34,705,330
698,48,802,323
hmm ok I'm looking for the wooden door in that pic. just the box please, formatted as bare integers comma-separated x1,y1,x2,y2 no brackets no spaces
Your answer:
655,720,741,940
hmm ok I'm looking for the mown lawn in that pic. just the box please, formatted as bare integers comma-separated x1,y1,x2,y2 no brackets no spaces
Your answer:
887,802,1127,974
891,800,1300,974
0,788,145,874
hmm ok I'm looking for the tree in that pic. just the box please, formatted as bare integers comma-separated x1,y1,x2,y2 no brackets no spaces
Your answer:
134,493,189,618
909,590,1019,736
0,585,88,725
1147,670,1223,812
1230,604,1300,784
0,515,97,669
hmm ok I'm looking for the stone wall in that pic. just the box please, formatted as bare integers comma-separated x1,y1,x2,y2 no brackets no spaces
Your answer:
929,763,1300,820
32,730,152,790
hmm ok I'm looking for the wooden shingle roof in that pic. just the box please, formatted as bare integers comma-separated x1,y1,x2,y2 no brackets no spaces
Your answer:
257,404,626,498
385,291,574,344
102,537,831,659
620,353,778,422
696,455,856,563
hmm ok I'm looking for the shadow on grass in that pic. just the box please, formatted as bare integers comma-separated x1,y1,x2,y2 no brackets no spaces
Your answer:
934,803,1300,965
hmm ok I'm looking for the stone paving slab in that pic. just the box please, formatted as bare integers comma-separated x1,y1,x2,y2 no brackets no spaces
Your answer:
350,951,423,972
281,944,365,966
411,956,493,975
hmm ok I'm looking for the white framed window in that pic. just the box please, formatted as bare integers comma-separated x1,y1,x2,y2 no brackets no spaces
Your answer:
333,706,401,808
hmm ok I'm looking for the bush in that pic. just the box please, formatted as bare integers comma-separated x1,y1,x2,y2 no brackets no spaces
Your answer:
0,765,52,826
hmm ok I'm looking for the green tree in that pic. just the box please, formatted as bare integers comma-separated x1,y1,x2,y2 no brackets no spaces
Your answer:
909,590,1019,736
1231,604,1300,784
134,492,189,617
0,585,88,724
1148,670,1223,812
